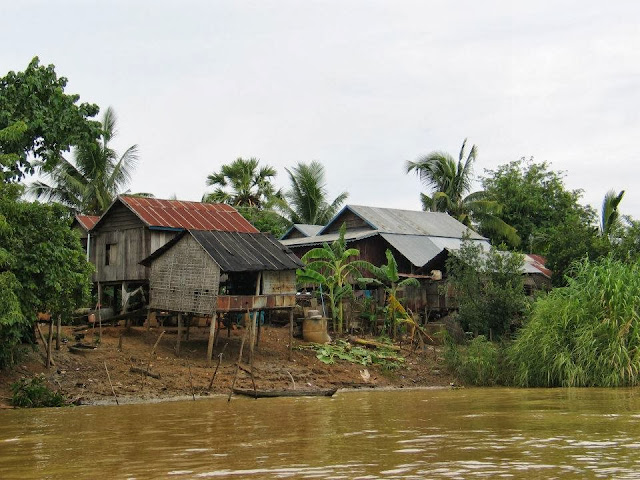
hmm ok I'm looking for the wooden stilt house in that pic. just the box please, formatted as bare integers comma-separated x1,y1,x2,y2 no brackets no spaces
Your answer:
140,230,304,360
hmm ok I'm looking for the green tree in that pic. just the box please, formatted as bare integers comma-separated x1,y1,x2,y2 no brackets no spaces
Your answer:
406,139,519,245
281,161,348,225
0,57,100,182
28,107,139,215
445,238,528,338
600,189,625,238
0,183,92,368
358,249,419,338
482,158,588,251
297,224,372,333
204,157,279,207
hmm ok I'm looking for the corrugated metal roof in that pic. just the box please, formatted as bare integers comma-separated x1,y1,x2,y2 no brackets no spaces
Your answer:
141,230,303,272
281,224,324,239
98,196,257,233
380,233,491,267
74,214,100,231
321,205,485,239
280,229,378,248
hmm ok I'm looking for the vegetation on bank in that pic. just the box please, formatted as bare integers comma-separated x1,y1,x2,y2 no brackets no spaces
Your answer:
11,375,66,408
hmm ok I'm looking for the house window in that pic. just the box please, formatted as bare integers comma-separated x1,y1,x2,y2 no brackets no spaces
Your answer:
105,243,118,266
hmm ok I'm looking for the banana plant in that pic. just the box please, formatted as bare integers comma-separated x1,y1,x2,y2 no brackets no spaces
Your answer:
297,224,374,333
358,249,420,338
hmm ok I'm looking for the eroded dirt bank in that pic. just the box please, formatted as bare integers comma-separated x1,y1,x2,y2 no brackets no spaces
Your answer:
0,324,453,406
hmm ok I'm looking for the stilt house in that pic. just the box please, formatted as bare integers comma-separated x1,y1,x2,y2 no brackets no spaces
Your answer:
140,229,304,359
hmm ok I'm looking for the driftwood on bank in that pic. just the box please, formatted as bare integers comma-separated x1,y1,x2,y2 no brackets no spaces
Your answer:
347,336,401,351
130,366,160,379
232,388,337,398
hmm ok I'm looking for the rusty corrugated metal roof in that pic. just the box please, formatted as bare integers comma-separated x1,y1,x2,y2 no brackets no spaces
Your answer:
74,214,100,231
118,196,259,233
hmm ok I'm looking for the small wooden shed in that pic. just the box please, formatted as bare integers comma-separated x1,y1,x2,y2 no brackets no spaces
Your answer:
141,229,304,360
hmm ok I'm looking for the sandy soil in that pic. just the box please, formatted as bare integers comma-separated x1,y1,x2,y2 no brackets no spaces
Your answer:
0,324,453,407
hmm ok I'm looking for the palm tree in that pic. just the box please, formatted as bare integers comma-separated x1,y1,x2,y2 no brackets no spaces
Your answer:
203,157,279,208
406,139,520,246
29,107,139,215
281,161,348,225
601,189,625,237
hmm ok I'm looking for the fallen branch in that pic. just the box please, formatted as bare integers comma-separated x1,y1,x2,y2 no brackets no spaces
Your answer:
347,336,400,351
130,366,160,379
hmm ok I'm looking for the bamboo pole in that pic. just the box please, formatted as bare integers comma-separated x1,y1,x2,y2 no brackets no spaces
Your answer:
55,315,61,351
46,320,53,369
208,343,228,391
176,313,183,357
104,361,119,405
142,330,165,390
288,308,294,362
227,323,250,402
186,356,196,401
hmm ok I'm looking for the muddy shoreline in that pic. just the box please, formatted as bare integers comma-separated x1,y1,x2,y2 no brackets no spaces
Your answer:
0,324,454,408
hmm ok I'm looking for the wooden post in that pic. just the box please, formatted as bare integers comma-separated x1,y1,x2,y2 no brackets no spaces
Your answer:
250,272,261,363
46,320,53,369
228,323,250,402
186,317,191,341
207,312,217,362
142,330,165,390
97,282,103,343
208,342,227,391
288,308,294,362
104,361,119,406
176,313,183,357
55,315,61,351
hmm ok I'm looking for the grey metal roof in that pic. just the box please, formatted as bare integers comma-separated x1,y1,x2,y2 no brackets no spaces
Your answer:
281,224,324,240
141,230,304,272
280,229,378,248
321,205,485,239
380,233,491,268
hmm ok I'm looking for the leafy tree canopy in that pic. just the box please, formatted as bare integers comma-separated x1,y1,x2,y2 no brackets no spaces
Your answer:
481,157,588,251
0,57,100,182
0,183,92,368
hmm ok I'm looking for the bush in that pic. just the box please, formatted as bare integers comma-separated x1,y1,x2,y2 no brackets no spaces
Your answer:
444,334,501,386
508,257,640,387
11,375,66,408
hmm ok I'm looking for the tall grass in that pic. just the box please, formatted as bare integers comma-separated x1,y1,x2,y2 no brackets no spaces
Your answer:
444,334,501,386
508,257,640,387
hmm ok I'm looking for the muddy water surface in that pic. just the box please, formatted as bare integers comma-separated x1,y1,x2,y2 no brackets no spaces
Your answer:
2,388,640,479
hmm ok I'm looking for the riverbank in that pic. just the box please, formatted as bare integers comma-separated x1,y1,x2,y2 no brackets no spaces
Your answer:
0,324,453,407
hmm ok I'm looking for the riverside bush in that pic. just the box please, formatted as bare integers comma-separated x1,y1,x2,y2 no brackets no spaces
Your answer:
508,257,640,387
444,334,501,386
11,375,66,408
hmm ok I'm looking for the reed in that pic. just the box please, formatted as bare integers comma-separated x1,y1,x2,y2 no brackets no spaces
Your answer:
508,257,640,387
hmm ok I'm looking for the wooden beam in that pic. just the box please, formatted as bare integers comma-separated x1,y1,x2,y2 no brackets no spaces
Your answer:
206,313,217,362
288,308,294,362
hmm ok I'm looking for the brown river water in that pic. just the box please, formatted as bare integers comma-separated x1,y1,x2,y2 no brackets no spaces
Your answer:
2,387,640,479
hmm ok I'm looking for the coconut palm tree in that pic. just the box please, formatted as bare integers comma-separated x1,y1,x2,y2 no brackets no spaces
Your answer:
406,139,520,246
601,190,625,238
280,161,348,225
203,157,279,208
29,107,139,215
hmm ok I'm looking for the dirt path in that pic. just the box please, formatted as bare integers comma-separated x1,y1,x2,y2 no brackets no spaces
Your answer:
0,324,453,406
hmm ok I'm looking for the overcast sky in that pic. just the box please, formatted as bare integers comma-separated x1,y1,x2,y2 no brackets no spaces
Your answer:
3,1,640,219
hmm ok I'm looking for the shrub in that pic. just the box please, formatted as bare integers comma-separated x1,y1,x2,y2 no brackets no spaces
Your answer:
508,257,640,387
11,375,66,408
444,333,501,386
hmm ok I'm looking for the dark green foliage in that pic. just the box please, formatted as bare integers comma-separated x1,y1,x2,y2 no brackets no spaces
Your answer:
444,334,501,386
300,339,404,370
0,57,100,182
509,258,640,387
445,238,528,338
482,158,588,250
0,184,92,368
11,375,66,408
236,205,291,238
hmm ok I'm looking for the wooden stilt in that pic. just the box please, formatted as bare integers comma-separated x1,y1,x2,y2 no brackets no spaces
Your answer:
176,313,183,357
46,320,53,369
55,315,61,351
186,317,191,341
97,282,103,343
257,315,262,346
186,356,196,401
207,312,217,362
288,308,294,362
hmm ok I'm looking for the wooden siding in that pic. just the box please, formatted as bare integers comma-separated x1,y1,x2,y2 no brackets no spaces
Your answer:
93,201,142,232
92,227,149,283
323,209,370,233
150,230,178,253
149,235,221,315
262,270,297,294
